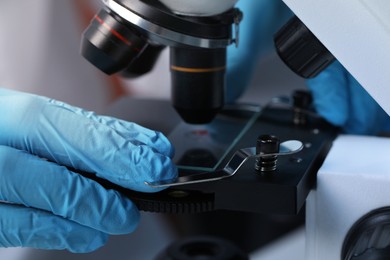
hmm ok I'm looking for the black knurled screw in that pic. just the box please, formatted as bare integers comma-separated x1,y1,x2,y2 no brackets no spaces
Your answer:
255,135,280,172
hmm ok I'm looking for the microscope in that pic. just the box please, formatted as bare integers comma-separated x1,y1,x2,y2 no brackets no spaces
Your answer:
81,0,390,259
81,0,242,124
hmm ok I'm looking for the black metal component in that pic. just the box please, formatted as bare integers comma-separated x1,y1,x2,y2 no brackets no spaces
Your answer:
117,0,238,40
80,9,147,74
125,189,214,214
121,44,165,78
174,107,337,215
104,98,311,253
292,89,313,125
177,149,218,169
171,46,226,124
274,16,335,78
155,236,249,260
75,171,214,214
293,90,312,109
342,207,390,260
96,104,338,215
255,135,280,172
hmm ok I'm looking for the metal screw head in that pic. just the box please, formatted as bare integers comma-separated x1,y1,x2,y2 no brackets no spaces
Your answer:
256,135,280,155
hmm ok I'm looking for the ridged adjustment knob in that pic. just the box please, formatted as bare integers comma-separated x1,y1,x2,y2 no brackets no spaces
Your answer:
274,16,335,78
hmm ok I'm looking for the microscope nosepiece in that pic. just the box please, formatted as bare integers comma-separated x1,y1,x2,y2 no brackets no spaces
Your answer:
80,0,242,124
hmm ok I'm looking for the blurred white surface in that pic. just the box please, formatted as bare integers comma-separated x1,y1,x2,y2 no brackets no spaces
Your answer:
0,1,111,113
0,248,29,260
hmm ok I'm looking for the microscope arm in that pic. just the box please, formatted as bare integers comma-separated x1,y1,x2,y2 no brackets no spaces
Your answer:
281,0,390,117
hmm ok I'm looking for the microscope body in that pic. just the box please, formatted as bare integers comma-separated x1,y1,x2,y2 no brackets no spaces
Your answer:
282,1,390,258
306,135,390,259
281,0,390,116
80,1,390,259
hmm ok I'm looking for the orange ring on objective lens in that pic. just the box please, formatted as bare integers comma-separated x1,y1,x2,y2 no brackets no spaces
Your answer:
171,65,226,73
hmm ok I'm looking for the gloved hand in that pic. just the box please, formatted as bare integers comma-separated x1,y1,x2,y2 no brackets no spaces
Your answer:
0,88,177,252
307,61,390,135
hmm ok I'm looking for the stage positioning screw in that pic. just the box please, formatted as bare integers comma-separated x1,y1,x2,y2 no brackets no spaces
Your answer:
255,135,280,172
293,90,312,125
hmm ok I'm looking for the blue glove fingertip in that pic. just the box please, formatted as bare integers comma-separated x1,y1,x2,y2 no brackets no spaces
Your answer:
138,153,178,193
154,131,175,159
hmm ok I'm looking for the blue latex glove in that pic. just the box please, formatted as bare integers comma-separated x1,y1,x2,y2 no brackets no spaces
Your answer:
307,61,390,135
0,88,177,252
226,0,292,102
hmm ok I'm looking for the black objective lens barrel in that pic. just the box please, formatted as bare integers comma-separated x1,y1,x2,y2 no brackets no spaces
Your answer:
81,9,147,75
170,47,226,124
121,44,165,78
